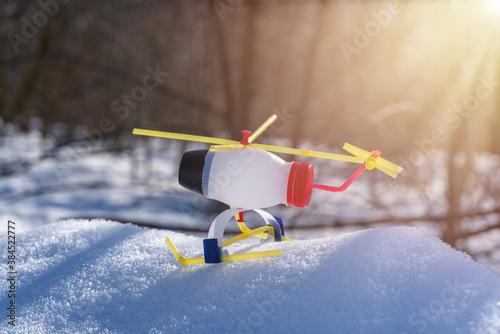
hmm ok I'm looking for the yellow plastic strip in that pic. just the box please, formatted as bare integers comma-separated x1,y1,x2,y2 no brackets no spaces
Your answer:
235,218,268,239
237,220,251,233
229,207,269,240
210,113,278,151
209,144,245,152
133,128,239,146
343,143,401,171
222,226,273,247
252,233,270,239
164,237,205,265
221,249,283,262
248,114,278,144
375,163,399,178
343,142,370,160
165,237,282,264
343,142,403,178
250,143,363,164
282,236,296,242
229,207,250,233
376,157,404,173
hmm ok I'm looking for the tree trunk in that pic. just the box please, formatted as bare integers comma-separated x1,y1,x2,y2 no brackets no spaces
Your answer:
443,117,471,247
291,2,327,150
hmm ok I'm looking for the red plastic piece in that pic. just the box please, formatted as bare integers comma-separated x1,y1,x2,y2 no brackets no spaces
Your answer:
311,164,366,193
240,130,251,146
287,162,314,208
237,211,245,222
311,150,381,193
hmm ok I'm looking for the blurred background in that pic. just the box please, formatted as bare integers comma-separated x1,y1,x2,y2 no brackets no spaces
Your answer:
1,0,499,271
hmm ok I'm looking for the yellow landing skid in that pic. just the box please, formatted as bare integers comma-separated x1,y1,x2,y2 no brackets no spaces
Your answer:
235,220,295,242
222,225,295,247
165,213,295,265
165,236,283,265
231,210,295,242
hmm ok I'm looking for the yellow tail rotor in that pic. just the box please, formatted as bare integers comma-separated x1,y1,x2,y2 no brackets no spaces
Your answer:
342,143,403,178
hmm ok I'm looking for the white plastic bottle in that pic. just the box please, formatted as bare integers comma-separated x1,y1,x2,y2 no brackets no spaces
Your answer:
178,147,315,210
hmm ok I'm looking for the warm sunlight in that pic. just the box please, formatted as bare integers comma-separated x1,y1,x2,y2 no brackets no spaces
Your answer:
484,0,500,15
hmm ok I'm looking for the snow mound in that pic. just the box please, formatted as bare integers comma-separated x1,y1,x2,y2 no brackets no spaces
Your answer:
2,220,500,333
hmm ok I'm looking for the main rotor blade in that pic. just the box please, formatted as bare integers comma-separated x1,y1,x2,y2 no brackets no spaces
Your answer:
250,143,364,163
209,143,362,164
209,144,244,152
133,128,239,146
248,114,277,144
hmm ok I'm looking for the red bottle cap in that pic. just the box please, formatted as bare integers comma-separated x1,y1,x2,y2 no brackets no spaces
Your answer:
287,162,314,208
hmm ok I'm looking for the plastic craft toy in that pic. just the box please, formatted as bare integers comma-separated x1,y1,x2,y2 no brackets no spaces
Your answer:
133,114,403,265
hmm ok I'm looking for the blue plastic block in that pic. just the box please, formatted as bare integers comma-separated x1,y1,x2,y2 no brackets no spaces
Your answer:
273,216,285,237
203,238,221,263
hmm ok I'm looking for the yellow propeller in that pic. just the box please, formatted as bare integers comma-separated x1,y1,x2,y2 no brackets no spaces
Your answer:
207,114,363,164
132,114,403,178
342,143,403,178
131,128,239,146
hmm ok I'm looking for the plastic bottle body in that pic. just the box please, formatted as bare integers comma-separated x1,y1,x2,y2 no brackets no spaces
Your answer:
202,148,290,210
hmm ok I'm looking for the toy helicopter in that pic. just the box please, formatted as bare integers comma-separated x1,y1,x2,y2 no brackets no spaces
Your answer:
132,114,403,265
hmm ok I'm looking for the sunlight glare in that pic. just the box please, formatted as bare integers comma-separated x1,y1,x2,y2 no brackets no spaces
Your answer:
485,0,500,14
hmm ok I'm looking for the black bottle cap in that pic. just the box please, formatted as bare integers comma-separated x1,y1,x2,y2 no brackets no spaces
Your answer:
178,149,208,195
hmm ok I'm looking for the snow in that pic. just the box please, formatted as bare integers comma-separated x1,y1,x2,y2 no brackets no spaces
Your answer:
1,127,500,332
2,219,500,333
0,129,221,234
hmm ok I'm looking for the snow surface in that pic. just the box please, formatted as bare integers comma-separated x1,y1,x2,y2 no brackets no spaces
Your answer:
2,128,500,273
2,219,500,333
